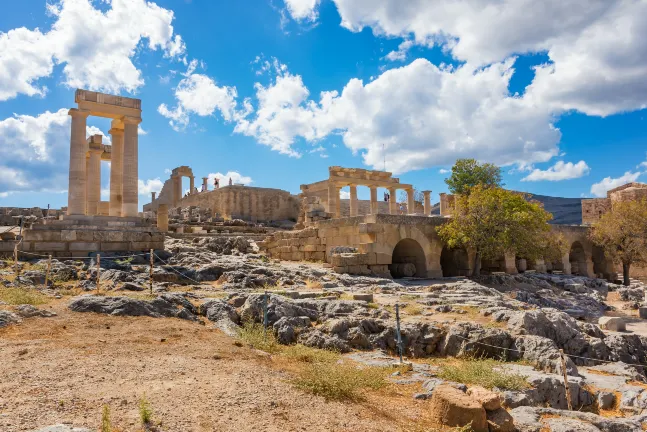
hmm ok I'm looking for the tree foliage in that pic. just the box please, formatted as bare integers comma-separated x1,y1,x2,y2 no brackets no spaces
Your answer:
437,185,553,276
444,159,503,195
590,199,647,285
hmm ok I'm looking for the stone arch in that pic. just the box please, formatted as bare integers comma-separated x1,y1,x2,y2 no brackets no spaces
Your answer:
592,245,615,280
569,241,588,276
390,238,427,278
441,246,470,277
378,225,439,278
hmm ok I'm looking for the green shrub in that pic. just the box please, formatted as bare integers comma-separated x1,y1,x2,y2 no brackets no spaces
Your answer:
101,405,112,432
0,288,47,305
139,394,153,425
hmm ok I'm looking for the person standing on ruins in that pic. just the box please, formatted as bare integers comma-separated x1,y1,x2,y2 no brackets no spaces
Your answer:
214,178,219,189
229,177,233,186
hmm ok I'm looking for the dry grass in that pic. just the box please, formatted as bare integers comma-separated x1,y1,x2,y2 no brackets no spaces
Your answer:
237,321,281,354
292,362,387,401
304,279,323,290
402,303,424,315
0,287,48,305
280,344,340,364
434,357,530,391
138,394,153,425
101,405,112,432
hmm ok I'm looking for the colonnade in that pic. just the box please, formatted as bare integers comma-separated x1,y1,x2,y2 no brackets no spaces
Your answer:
326,182,433,217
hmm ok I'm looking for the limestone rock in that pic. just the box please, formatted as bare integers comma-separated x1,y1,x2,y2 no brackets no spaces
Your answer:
486,408,515,432
599,316,626,332
545,418,602,432
0,310,21,328
598,391,616,410
30,426,92,432
15,304,56,318
68,294,197,320
468,386,502,411
429,384,488,432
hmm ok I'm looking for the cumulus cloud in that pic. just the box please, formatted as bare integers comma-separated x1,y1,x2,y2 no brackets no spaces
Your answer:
207,171,253,186
86,126,111,144
522,160,590,182
439,169,450,174
0,0,184,101
0,109,71,194
283,0,321,22
384,40,414,62
339,190,350,199
282,0,647,118
233,58,560,173
590,171,642,198
158,67,238,131
138,178,164,195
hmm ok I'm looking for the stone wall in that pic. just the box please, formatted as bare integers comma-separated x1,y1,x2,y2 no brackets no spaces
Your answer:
0,207,65,225
145,186,301,223
582,199,611,225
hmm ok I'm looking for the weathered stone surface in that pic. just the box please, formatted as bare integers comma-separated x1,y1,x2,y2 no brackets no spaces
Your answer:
486,408,514,432
510,406,643,432
68,294,197,320
0,310,21,328
599,317,626,332
15,304,56,318
468,386,502,411
598,391,616,410
429,384,488,432
30,426,92,432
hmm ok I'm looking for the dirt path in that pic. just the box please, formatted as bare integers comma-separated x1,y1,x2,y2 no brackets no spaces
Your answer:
0,301,424,432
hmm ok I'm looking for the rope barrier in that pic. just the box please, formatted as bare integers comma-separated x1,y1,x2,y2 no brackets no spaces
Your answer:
452,334,647,369
18,250,148,260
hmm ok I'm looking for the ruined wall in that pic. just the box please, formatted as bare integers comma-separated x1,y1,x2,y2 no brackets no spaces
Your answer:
582,199,611,225
159,186,301,223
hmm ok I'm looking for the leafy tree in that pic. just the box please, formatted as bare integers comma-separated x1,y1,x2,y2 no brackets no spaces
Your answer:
539,231,570,264
590,199,647,286
444,159,503,195
437,186,553,276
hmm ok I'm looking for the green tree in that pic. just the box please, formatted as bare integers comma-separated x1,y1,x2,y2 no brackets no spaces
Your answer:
444,159,503,195
590,199,647,286
437,186,553,276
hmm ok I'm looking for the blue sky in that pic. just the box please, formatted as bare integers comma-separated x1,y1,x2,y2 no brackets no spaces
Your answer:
1,0,646,209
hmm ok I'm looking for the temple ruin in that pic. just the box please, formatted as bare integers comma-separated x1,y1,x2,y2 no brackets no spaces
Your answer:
582,182,647,225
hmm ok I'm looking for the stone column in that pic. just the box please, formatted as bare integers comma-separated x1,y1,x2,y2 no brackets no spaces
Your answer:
157,203,169,232
202,177,208,191
189,176,195,194
67,109,90,215
172,176,181,206
86,147,103,215
423,190,432,215
151,192,156,202
369,186,378,214
108,124,124,217
122,117,140,217
406,188,416,214
327,183,341,218
504,252,518,275
388,187,397,215
349,185,358,217
561,252,572,275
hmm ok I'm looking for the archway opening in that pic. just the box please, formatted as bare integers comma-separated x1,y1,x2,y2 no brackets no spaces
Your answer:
569,241,587,276
592,245,613,280
390,238,427,278
441,246,470,277
481,255,506,274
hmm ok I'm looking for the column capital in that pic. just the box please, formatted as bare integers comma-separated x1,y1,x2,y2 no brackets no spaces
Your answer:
69,108,90,118
122,116,142,125
422,190,432,194
108,127,124,136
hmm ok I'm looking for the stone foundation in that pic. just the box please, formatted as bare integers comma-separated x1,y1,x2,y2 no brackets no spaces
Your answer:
0,215,164,258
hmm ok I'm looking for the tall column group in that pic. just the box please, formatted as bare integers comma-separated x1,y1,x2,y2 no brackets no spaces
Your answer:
66,111,141,218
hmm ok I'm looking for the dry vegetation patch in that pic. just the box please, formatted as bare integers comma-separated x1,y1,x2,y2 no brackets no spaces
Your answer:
432,357,530,391
0,287,48,305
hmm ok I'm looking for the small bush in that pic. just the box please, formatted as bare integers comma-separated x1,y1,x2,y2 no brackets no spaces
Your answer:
304,279,323,290
281,344,340,364
0,288,48,305
292,362,386,401
402,303,423,315
237,321,280,353
139,394,153,425
101,405,112,432
437,358,529,391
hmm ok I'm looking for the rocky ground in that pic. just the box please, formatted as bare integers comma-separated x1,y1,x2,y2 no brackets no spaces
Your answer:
2,237,647,431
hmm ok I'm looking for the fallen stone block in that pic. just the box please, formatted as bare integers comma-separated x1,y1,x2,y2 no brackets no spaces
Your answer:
468,386,502,411
352,293,374,302
429,384,488,432
598,316,626,332
486,408,515,432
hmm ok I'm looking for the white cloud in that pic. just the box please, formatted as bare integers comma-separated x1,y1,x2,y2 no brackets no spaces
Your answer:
164,168,172,174
439,169,450,174
86,126,111,144
522,160,590,182
138,126,148,136
340,190,350,199
158,71,237,131
289,0,647,118
590,171,642,197
283,0,321,22
138,178,164,195
0,0,184,101
101,187,110,201
0,108,70,194
384,40,414,62
234,58,560,173
207,171,253,186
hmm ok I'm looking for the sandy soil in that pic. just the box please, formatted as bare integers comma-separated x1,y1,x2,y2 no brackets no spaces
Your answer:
0,300,434,432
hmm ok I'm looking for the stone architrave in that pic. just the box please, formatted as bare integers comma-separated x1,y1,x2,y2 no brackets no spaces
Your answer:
109,123,124,216
122,116,140,217
67,109,90,215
